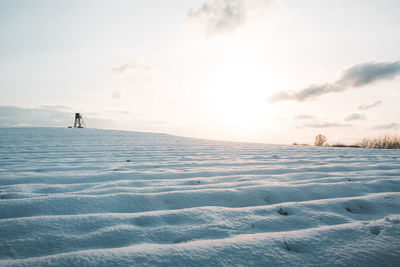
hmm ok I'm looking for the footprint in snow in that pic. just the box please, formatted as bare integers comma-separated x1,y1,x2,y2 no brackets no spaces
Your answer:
263,195,271,203
173,238,188,244
369,225,380,235
278,207,289,215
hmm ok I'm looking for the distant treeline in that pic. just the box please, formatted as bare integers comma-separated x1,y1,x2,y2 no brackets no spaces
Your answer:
293,135,400,149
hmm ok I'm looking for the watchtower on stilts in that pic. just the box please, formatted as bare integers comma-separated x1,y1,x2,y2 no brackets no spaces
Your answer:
74,113,86,128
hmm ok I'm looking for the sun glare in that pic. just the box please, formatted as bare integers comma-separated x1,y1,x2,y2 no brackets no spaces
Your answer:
201,60,277,130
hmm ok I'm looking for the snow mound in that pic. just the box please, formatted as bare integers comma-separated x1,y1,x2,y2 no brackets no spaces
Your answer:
1,128,400,266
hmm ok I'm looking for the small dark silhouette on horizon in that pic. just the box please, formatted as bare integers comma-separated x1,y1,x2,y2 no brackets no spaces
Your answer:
72,113,86,128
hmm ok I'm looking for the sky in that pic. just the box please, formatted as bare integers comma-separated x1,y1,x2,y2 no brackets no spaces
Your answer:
1,0,399,144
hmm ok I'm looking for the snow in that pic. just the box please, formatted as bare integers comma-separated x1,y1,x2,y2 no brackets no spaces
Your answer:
0,127,400,266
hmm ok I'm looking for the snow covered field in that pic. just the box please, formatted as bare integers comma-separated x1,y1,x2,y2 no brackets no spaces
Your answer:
1,127,400,266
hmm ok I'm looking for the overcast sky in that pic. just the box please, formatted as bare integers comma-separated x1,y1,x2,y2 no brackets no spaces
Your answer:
1,0,399,144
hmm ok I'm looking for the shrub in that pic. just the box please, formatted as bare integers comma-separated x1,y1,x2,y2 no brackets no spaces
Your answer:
331,143,346,147
293,143,309,146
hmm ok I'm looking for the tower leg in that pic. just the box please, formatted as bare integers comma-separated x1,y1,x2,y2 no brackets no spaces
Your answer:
73,113,85,128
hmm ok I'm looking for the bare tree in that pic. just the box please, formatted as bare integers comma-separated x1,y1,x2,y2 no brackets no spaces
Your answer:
314,134,327,146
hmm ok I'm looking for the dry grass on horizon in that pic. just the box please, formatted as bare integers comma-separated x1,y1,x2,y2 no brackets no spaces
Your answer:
293,134,400,149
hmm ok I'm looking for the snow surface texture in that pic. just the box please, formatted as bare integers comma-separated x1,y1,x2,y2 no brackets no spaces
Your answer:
1,128,400,266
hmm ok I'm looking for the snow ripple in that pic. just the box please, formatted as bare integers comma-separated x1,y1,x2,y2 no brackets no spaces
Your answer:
0,128,400,266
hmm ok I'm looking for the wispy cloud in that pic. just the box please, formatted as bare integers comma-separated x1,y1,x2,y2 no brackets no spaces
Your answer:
358,100,382,110
303,122,352,128
372,122,400,130
344,113,366,122
269,83,342,102
40,105,73,111
111,91,122,100
0,106,73,127
111,60,151,75
293,114,314,120
268,60,400,102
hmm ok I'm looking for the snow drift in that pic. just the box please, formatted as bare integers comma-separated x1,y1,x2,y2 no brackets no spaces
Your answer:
0,128,399,266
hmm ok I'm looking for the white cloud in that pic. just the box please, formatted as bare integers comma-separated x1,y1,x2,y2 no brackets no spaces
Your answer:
187,0,245,34
187,0,273,35
293,114,314,120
